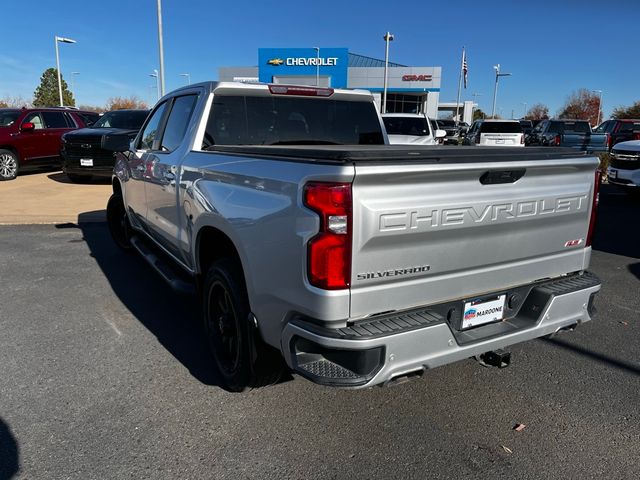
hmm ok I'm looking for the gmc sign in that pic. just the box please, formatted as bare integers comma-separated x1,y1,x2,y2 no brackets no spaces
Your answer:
402,74,432,81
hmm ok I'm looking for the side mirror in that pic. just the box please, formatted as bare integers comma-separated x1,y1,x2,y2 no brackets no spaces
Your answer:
102,133,132,152
21,122,35,132
435,129,447,139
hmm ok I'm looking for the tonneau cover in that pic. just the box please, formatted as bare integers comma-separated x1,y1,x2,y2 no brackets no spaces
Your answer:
207,145,586,164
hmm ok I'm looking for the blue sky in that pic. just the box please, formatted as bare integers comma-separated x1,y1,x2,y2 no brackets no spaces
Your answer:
2,0,638,118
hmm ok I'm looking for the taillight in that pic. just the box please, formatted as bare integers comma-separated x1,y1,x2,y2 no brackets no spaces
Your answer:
520,134,525,145
304,182,352,289
554,134,561,146
586,170,601,247
634,133,640,141
607,134,613,149
268,84,334,97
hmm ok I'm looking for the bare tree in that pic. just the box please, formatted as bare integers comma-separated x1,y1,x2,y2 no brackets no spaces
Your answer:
105,96,148,111
78,104,106,113
525,103,549,120
0,96,33,108
557,89,600,125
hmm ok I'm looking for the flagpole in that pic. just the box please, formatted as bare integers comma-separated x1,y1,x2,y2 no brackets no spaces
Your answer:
455,47,464,123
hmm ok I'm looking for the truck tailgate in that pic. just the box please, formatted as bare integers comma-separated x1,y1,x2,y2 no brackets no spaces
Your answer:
350,154,598,318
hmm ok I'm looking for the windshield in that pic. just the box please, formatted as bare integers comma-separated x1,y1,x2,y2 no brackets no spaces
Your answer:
437,119,456,127
204,95,384,146
383,117,429,136
0,110,21,127
92,110,149,130
480,122,523,133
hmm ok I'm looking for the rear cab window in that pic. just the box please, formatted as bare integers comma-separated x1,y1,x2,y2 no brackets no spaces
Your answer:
203,95,384,147
551,121,591,134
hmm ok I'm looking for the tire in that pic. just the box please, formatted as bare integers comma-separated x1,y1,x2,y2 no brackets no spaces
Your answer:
106,193,132,251
67,172,92,183
0,149,19,181
203,259,284,392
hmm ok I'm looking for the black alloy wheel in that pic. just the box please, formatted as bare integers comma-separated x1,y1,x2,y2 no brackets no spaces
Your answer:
203,259,284,392
106,193,132,251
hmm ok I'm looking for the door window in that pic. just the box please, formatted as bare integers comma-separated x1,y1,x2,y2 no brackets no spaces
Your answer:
138,102,169,150
160,95,198,152
41,111,70,128
24,113,44,129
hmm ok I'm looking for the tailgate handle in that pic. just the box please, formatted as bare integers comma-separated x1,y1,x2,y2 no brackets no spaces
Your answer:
480,169,525,185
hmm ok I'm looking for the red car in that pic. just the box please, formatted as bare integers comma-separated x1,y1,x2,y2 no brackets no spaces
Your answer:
0,107,100,181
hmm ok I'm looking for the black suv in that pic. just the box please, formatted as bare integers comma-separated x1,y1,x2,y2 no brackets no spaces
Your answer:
594,119,640,150
61,109,149,182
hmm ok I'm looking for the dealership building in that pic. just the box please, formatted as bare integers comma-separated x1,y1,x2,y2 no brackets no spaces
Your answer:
219,48,441,118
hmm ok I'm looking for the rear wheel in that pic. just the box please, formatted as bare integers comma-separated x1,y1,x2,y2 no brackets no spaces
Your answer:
67,172,92,183
203,259,284,392
0,149,18,181
106,193,132,251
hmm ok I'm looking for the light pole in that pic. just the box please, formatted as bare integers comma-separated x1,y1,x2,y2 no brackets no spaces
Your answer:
156,0,166,96
70,72,80,103
180,73,191,85
150,70,160,101
314,47,320,86
471,92,482,120
491,64,512,118
593,90,603,126
54,35,76,107
382,32,394,114
521,102,527,119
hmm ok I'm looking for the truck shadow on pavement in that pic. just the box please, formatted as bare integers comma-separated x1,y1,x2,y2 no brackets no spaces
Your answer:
0,417,19,479
593,184,640,259
60,213,224,388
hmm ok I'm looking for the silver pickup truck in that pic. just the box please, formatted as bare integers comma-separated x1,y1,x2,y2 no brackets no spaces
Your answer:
104,82,601,391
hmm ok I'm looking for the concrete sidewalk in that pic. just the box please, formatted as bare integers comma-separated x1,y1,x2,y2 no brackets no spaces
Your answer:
0,171,111,224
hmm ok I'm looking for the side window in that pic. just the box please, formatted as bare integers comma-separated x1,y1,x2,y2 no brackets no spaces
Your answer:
41,111,69,128
64,112,78,127
160,95,198,152
138,102,169,150
24,113,44,129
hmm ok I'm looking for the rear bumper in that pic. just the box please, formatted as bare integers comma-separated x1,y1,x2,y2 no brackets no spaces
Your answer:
282,271,600,388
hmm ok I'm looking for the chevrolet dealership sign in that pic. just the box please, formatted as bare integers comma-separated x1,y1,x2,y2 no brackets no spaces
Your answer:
259,48,349,87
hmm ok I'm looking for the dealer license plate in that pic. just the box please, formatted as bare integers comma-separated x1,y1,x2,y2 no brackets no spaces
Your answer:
462,294,506,330
80,158,93,167
495,139,505,144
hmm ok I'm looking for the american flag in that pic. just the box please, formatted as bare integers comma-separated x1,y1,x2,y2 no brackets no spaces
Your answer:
462,50,468,89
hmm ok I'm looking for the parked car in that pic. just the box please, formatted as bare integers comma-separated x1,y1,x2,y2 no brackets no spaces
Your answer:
381,113,446,145
0,107,99,180
519,119,534,136
526,119,607,152
607,140,640,194
61,109,150,182
594,119,640,150
435,119,460,144
103,81,601,391
463,119,525,147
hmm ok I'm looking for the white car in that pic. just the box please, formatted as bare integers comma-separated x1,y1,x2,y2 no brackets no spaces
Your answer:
608,140,640,193
463,119,525,147
382,113,446,145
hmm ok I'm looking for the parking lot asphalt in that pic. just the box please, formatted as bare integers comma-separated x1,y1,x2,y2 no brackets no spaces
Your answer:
0,185,638,480
0,171,110,225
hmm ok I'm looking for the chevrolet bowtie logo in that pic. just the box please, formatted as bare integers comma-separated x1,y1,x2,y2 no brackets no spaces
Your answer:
267,58,284,66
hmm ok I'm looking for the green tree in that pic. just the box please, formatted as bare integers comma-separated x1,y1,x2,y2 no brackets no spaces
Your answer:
473,108,486,121
33,68,75,107
612,101,640,119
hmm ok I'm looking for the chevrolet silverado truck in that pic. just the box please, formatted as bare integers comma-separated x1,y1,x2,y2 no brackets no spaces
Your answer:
526,119,608,152
104,82,602,391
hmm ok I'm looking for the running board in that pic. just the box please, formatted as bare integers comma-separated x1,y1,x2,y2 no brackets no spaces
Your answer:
129,235,196,295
